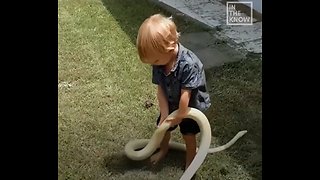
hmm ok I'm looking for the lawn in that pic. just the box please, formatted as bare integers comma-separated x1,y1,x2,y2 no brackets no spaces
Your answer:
58,0,262,179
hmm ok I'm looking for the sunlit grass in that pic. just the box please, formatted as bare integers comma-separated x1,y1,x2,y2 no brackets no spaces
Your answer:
58,0,261,179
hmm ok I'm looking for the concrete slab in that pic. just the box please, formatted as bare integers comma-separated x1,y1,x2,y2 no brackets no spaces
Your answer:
219,22,262,44
192,47,241,68
180,32,245,69
179,32,216,50
218,22,262,53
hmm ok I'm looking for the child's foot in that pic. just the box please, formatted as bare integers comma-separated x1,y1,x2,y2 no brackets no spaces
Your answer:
150,149,168,165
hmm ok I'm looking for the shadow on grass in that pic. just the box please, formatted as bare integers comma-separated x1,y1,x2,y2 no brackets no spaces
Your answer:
204,57,262,179
101,0,206,46
101,0,162,45
104,149,185,175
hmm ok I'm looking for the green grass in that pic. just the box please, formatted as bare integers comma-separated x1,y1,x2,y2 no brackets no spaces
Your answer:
58,0,262,179
201,57,262,180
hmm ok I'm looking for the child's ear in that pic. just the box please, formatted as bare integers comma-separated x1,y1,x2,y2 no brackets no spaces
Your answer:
166,43,175,51
167,46,175,51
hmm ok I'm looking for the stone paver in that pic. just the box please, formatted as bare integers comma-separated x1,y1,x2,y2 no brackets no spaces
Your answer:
180,32,243,68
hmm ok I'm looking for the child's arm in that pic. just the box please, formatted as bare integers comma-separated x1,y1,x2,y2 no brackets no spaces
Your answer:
166,89,191,126
157,85,169,126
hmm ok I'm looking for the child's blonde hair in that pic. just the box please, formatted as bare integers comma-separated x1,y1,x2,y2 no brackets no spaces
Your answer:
136,14,180,63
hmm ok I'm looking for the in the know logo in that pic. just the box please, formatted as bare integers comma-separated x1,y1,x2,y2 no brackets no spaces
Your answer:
227,1,253,25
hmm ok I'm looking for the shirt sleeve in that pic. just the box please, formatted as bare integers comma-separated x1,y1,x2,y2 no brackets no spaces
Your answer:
180,63,200,89
152,66,160,85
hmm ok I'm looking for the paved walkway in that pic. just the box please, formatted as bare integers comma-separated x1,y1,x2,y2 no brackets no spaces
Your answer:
148,0,262,69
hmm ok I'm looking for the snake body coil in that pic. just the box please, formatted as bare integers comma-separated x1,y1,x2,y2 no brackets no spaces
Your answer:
125,108,247,180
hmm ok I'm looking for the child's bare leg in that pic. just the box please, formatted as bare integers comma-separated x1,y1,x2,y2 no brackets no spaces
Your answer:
183,134,197,169
150,131,171,164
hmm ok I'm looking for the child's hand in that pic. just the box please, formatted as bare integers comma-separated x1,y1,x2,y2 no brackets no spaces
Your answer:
165,117,183,127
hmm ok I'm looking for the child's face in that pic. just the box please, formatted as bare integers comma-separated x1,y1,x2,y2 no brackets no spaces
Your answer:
145,50,174,66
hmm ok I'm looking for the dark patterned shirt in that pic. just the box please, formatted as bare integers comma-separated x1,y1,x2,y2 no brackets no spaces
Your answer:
152,43,211,112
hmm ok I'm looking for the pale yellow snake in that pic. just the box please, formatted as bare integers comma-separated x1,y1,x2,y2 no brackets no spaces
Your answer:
125,107,247,180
